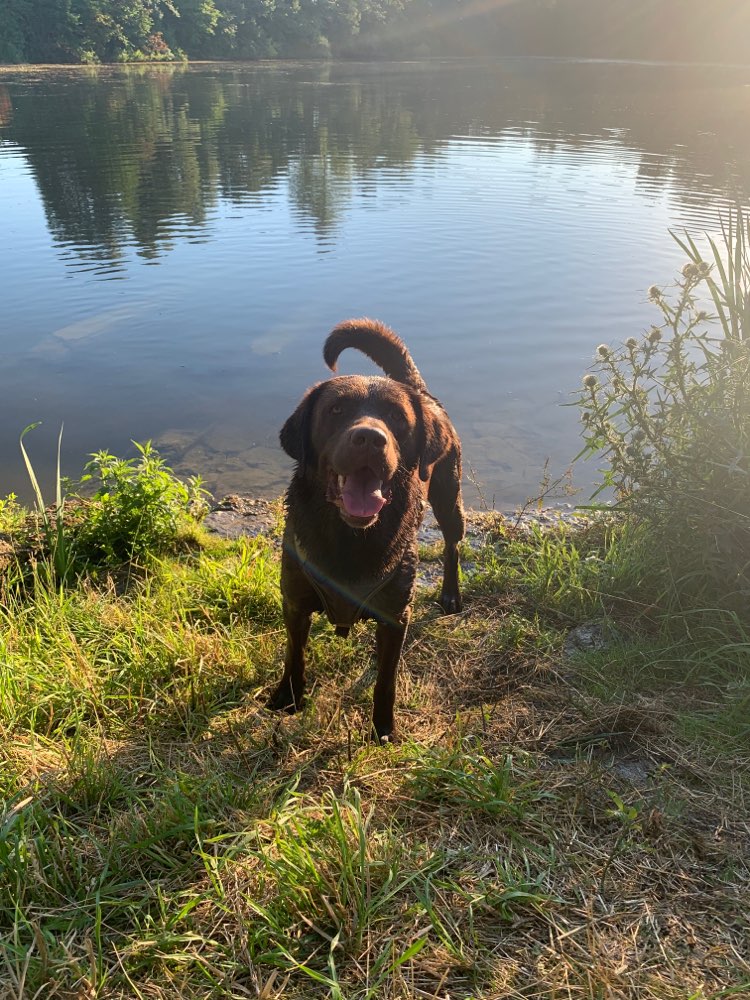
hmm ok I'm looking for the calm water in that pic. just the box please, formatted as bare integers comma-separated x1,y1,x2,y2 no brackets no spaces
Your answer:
1,59,749,507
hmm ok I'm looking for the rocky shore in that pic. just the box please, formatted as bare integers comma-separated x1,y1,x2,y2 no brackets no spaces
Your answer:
203,493,591,544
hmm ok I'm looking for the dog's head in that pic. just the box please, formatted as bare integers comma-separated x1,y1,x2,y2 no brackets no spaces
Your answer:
281,375,448,529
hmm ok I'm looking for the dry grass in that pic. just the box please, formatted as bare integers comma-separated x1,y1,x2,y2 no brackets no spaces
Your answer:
0,518,749,999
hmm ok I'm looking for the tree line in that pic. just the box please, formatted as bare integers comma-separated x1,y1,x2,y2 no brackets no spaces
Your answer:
1,0,407,63
1,0,748,65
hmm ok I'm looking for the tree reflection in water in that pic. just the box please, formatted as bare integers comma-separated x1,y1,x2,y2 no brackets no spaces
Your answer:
3,60,749,266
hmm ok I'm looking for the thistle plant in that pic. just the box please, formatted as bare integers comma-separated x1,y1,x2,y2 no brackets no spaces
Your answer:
577,210,750,601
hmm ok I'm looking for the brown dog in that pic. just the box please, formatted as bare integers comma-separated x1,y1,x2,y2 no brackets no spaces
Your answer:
268,319,465,741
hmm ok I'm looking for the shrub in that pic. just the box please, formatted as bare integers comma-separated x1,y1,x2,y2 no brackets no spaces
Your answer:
0,495,25,534
75,441,209,566
577,210,750,604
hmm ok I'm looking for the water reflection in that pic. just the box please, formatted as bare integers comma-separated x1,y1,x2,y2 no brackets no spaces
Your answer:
3,61,749,265
1,60,749,505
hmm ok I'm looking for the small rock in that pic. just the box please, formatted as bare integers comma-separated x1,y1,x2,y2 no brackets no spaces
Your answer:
563,620,617,659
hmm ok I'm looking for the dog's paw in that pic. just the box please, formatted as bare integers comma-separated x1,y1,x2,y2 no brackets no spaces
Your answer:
439,590,462,615
371,723,396,746
267,681,304,714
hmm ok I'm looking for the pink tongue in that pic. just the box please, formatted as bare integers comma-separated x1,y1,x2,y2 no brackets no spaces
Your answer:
341,469,386,518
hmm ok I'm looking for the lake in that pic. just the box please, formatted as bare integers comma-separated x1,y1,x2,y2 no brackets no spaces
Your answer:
1,59,749,508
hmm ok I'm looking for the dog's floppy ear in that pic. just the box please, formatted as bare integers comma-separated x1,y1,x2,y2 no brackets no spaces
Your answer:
280,382,326,473
416,395,452,483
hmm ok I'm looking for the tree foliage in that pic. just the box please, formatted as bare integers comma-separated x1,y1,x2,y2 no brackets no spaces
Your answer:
0,0,408,62
1,0,748,64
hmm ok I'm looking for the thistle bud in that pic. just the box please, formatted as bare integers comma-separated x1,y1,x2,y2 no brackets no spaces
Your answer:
681,262,701,281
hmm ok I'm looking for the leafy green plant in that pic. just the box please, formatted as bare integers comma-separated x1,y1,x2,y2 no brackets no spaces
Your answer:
0,494,24,534
577,210,750,605
599,790,643,891
75,440,209,566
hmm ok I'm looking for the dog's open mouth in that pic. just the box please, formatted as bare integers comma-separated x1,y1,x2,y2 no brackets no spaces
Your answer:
327,467,392,526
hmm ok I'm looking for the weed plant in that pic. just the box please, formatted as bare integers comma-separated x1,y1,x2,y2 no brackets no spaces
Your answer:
0,495,25,534
75,440,209,567
8,436,210,586
577,208,750,609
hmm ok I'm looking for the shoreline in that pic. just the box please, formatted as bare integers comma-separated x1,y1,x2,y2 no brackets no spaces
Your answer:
203,493,594,543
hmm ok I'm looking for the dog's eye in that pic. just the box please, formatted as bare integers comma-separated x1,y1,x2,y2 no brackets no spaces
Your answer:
391,408,407,425
330,404,343,415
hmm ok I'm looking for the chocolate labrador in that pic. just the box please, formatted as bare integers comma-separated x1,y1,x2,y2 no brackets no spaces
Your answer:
268,319,465,741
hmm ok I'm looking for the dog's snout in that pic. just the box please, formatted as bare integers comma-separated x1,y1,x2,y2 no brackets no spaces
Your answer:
351,425,388,450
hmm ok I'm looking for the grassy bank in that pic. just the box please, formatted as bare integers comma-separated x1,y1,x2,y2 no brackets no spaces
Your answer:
1,489,748,998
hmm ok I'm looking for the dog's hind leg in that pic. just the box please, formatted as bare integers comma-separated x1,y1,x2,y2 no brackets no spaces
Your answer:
428,446,465,614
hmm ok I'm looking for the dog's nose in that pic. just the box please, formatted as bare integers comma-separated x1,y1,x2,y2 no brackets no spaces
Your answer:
351,425,387,450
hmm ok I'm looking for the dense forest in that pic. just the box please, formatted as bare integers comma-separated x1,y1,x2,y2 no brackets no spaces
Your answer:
1,0,748,65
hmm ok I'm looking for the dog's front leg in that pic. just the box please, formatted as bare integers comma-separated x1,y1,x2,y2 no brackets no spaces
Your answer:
372,610,410,742
268,599,311,713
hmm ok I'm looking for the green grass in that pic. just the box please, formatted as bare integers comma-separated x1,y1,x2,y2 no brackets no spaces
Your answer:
0,506,749,998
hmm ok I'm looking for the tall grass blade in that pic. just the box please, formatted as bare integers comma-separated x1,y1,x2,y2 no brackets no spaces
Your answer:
54,422,71,580
19,422,49,531
707,232,735,337
18,422,73,582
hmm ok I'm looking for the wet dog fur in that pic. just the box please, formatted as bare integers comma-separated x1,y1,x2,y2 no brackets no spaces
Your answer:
268,319,465,741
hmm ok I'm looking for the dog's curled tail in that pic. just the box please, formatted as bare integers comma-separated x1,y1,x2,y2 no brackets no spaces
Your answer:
323,318,427,393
